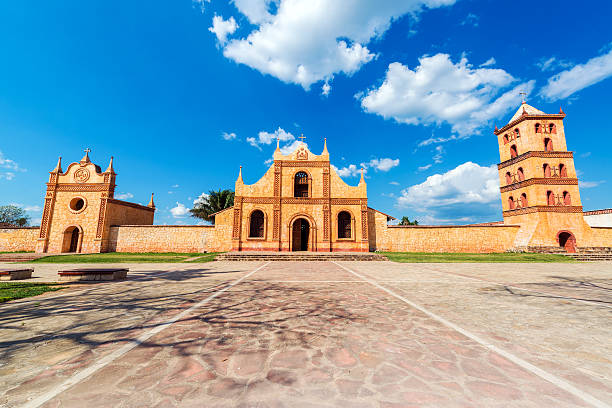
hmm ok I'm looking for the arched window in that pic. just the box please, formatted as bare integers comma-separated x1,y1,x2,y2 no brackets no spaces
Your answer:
249,210,265,238
535,123,541,133
508,196,515,210
503,134,509,145
549,123,556,134
544,138,553,151
559,164,567,177
521,193,528,207
294,171,309,198
514,128,520,138
563,191,572,206
517,167,525,181
547,191,555,206
505,172,512,184
543,163,551,178
510,145,518,158
338,211,352,239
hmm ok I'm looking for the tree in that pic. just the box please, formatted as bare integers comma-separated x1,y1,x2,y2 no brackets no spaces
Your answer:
0,205,30,227
398,216,418,226
190,189,234,224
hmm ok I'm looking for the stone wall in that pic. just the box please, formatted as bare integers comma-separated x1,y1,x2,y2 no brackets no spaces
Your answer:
107,225,232,253
589,227,612,247
369,211,520,253
0,227,40,252
584,209,612,228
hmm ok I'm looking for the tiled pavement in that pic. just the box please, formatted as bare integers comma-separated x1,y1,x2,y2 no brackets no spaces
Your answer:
0,261,611,407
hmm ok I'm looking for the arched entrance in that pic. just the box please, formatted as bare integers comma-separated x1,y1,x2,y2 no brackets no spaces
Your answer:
62,226,82,253
557,231,576,253
291,218,310,251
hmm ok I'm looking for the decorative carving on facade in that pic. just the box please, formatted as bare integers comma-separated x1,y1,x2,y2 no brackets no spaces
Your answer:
54,184,111,192
280,161,328,167
498,151,573,169
296,147,308,160
503,205,583,216
500,178,579,193
39,198,53,239
73,168,91,183
96,198,107,238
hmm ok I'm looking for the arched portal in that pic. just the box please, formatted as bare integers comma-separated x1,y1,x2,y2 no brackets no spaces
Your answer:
558,231,576,253
291,218,310,251
62,226,82,253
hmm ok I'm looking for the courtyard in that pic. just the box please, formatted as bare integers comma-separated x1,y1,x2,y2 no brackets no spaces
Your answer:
0,260,611,408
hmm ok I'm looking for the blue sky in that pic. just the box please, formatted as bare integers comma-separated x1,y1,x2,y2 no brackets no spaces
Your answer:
1,0,611,225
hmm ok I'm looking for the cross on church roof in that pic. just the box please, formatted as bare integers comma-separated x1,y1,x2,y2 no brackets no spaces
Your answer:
298,134,306,143
519,91,527,103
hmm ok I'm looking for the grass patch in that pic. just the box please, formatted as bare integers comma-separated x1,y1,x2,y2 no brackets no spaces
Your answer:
184,253,222,263
0,251,34,254
29,252,213,263
0,282,65,303
381,252,575,263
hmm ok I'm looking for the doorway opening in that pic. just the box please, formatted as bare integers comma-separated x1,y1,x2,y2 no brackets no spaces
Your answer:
292,219,310,251
62,226,82,253
558,231,576,253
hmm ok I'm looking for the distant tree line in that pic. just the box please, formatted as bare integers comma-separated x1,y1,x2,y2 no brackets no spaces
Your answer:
0,205,30,227
398,216,419,226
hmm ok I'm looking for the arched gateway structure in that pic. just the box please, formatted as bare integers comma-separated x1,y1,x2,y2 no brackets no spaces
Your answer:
214,138,386,252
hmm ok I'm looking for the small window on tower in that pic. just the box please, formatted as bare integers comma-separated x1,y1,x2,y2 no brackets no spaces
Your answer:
505,172,512,184
563,191,572,206
508,196,515,210
535,123,541,133
547,191,555,206
517,167,525,181
559,164,567,177
503,134,509,145
514,128,520,138
543,163,551,178
510,145,518,158
549,123,556,134
544,138,553,151
521,193,528,207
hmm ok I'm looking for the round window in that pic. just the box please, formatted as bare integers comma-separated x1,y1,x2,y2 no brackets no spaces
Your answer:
69,197,85,212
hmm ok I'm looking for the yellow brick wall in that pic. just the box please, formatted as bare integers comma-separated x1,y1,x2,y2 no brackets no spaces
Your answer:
589,227,612,247
0,228,39,252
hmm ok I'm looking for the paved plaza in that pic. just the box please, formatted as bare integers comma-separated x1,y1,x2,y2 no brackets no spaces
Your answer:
0,261,611,408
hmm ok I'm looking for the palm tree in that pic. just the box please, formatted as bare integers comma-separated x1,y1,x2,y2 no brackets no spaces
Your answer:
398,216,419,226
190,189,234,224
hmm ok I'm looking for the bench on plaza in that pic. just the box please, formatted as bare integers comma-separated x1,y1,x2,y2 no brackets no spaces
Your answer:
58,268,129,282
0,268,34,281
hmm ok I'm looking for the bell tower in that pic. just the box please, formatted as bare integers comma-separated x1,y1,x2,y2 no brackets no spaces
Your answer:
494,102,591,252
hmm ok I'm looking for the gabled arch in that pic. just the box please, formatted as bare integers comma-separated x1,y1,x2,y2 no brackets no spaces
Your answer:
337,210,353,239
248,209,266,238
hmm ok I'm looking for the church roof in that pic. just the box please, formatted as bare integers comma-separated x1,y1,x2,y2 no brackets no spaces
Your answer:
508,102,545,123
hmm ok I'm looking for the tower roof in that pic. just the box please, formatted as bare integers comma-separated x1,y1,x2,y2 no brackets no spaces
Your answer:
508,102,545,123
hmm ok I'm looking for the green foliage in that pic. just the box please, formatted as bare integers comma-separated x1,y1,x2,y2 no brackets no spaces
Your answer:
398,216,419,226
381,252,575,263
190,189,234,224
0,205,30,227
0,282,64,303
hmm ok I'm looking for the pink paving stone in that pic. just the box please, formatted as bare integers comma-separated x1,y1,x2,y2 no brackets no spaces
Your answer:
335,379,363,396
207,378,247,398
162,357,206,384
401,391,445,404
466,380,523,400
266,369,298,386
325,347,357,368
230,350,268,377
159,385,194,399
270,349,309,369
303,368,333,384
372,364,409,385
460,359,509,383
359,351,382,368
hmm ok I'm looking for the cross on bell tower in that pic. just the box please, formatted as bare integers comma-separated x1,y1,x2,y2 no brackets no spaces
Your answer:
298,134,306,143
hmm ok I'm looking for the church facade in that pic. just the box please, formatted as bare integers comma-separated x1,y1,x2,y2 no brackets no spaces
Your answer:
1,102,612,254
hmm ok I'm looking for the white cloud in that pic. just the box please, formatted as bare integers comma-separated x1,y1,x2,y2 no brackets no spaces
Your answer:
460,13,479,27
279,140,305,155
480,57,496,67
24,205,41,212
221,0,456,90
332,164,362,178
193,192,210,205
536,56,573,73
170,202,190,218
222,131,237,140
248,127,295,149
360,53,535,136
540,46,612,100
432,145,444,163
0,151,24,180
389,181,400,186
209,15,238,45
321,81,331,96
418,164,432,172
364,158,399,172
193,0,210,13
579,180,605,189
115,192,134,200
397,162,500,223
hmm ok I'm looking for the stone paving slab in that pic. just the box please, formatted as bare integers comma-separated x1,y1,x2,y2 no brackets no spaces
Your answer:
0,261,610,407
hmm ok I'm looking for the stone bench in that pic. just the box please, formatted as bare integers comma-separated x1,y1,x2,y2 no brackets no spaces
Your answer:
0,268,34,281
58,268,129,282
